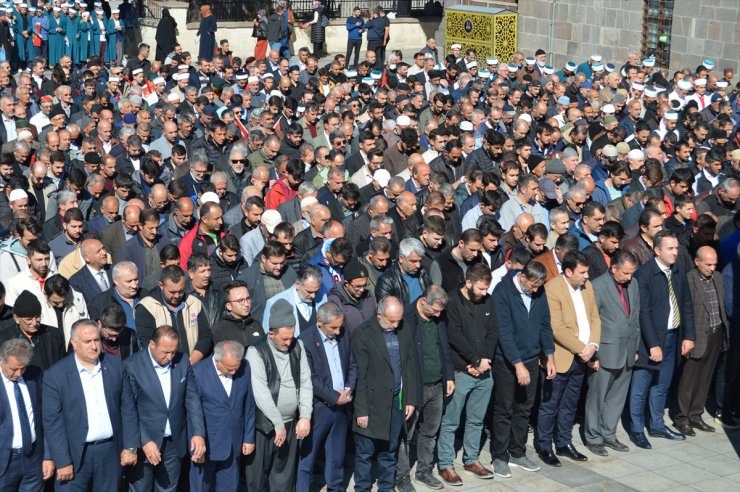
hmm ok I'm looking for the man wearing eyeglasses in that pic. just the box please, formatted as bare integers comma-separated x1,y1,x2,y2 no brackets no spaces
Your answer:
0,289,65,372
212,280,264,348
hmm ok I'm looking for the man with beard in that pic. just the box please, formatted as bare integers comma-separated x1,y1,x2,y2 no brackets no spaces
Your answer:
210,234,247,292
429,141,465,188
463,129,504,174
97,304,139,359
582,221,624,279
226,194,264,238
5,240,53,306
48,208,85,264
436,264,498,486
592,161,632,206
212,280,264,348
383,128,419,177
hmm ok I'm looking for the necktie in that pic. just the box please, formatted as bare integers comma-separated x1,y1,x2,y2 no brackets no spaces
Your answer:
617,284,630,317
98,271,109,291
665,269,681,328
13,381,33,456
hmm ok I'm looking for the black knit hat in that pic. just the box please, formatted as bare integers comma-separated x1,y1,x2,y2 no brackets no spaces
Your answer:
343,260,368,282
13,290,42,318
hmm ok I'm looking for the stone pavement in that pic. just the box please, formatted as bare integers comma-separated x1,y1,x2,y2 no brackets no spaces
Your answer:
335,412,740,491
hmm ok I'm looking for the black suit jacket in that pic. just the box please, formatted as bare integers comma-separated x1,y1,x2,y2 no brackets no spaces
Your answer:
351,318,419,441
634,258,696,370
69,265,114,306
100,221,128,260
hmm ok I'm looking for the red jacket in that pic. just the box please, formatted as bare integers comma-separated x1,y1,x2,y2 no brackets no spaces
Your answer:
178,222,226,269
264,176,297,210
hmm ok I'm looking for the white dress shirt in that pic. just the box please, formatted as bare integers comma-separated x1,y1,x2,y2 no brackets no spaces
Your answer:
565,278,592,345
1,372,36,449
149,348,172,436
2,116,17,142
75,356,114,442
213,357,233,397
656,258,677,330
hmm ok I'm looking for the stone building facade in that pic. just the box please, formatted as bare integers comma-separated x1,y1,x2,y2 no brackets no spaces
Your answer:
440,0,739,73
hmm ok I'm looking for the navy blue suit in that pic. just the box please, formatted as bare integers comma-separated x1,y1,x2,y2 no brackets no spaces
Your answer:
189,355,255,492
42,353,131,491
630,257,695,434
0,365,47,491
122,349,205,492
68,266,113,306
296,325,357,492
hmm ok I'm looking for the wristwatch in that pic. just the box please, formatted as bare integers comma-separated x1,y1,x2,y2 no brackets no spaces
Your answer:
126,448,137,454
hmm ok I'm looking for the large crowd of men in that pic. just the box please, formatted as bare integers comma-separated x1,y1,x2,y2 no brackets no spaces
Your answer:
0,4,739,490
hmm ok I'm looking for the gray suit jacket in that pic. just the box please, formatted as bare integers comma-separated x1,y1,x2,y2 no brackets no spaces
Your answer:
591,271,641,370
687,269,728,359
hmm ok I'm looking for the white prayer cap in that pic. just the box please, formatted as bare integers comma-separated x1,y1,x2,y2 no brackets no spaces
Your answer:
450,43,461,50
167,93,180,101
525,57,535,66
590,54,602,62
247,76,259,84
459,121,474,132
345,70,357,78
423,53,434,59
703,59,715,70
517,113,532,123
108,76,120,82
172,73,186,81
644,87,658,97
543,65,554,75
152,77,165,85
664,111,679,121
631,82,645,91
694,78,707,86
396,115,411,126
486,57,498,65
373,169,391,188
627,149,644,160
235,73,248,80
69,8,76,14
132,68,143,75
716,81,729,89
269,90,283,99
261,73,274,79
677,79,692,91
592,62,604,72
9,189,28,202
642,57,655,67
200,192,220,205
466,61,477,69
111,8,119,13
478,69,490,79
52,6,61,11
178,64,189,71
601,103,616,114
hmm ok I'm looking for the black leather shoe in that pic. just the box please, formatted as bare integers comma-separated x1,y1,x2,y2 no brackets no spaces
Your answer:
628,432,652,449
648,428,686,440
586,443,608,456
603,439,629,452
690,418,716,432
536,448,562,467
556,443,588,462
674,423,696,436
